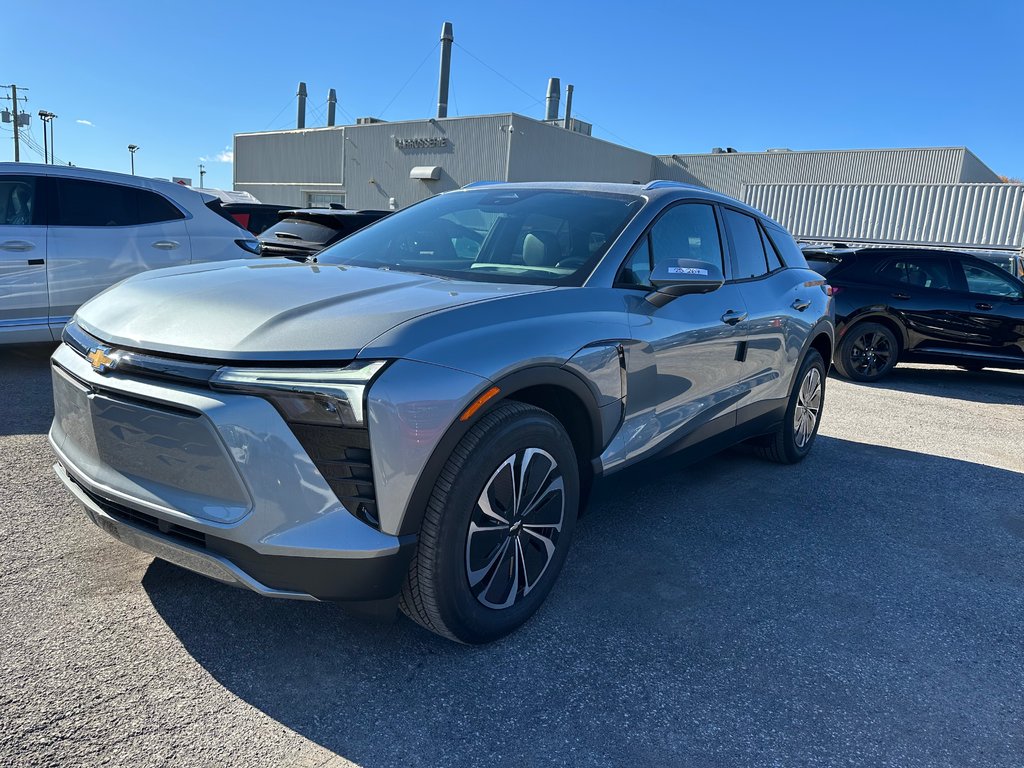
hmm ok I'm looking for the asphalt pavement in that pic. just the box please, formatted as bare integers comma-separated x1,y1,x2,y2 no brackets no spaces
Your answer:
2,343,1023,767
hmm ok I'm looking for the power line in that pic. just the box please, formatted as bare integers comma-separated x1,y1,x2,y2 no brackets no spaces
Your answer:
453,42,544,110
378,41,439,119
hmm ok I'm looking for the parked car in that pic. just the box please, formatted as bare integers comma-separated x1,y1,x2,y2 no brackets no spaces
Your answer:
804,246,1024,380
0,163,260,344
49,180,834,643
257,208,391,259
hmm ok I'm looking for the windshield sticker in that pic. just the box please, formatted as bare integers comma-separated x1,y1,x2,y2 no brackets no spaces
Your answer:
668,267,709,275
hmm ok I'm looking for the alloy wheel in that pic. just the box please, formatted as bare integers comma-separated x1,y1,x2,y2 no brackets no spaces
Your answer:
793,367,822,448
465,447,565,610
850,331,893,377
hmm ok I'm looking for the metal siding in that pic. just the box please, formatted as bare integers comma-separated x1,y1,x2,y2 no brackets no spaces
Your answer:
744,183,1024,250
234,128,346,185
958,148,1002,183
340,115,512,210
659,148,969,198
506,116,654,184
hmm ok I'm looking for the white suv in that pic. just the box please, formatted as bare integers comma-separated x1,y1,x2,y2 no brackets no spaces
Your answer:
0,163,260,344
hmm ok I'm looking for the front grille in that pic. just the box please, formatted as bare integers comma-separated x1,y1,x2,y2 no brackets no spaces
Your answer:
72,476,208,548
288,424,379,527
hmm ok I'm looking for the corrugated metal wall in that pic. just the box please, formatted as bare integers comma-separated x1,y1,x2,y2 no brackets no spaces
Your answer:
507,116,654,184
656,148,991,199
340,114,512,210
234,128,346,206
744,183,1024,250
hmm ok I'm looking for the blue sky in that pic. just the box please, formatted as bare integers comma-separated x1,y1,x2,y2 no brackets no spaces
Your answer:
3,0,1022,190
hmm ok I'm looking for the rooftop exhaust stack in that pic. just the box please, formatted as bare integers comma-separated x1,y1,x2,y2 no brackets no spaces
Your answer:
296,81,307,129
545,77,561,121
437,21,454,118
563,84,574,130
327,88,337,126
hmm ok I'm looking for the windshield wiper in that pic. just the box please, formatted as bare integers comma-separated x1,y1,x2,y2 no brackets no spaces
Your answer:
273,231,302,240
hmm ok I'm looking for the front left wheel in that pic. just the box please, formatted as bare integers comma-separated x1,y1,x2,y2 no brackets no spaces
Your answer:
400,401,580,644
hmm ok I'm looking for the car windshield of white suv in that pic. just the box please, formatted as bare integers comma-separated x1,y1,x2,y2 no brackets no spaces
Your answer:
314,188,643,285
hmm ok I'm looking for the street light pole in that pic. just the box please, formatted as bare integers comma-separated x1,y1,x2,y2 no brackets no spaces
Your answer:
128,144,139,175
198,163,206,188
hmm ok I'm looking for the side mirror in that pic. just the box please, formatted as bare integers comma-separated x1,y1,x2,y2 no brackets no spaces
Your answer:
646,259,725,307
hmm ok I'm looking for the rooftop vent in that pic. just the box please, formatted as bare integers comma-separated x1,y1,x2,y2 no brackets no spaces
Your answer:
356,117,387,125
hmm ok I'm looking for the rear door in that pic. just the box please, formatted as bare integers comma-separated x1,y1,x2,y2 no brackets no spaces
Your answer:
619,201,746,454
946,257,1024,363
0,172,50,342
872,253,963,352
720,207,813,409
47,177,192,328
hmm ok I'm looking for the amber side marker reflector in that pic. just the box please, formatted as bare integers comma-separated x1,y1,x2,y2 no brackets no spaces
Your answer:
460,386,501,422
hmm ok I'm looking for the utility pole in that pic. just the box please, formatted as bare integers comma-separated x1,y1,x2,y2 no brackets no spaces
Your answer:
1,84,29,161
198,163,206,188
38,111,56,163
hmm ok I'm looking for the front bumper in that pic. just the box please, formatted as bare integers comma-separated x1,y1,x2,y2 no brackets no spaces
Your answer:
49,341,417,602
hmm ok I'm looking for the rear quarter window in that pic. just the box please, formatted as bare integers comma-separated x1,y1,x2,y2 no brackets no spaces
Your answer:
764,224,808,268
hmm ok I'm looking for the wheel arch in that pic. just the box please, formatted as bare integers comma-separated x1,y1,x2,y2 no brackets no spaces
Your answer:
394,365,603,537
838,311,907,356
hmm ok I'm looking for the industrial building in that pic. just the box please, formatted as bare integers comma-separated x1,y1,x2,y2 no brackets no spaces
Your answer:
234,22,1023,257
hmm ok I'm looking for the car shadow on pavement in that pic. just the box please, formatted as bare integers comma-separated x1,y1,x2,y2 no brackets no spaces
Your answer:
0,344,58,436
144,436,1024,767
829,364,1024,406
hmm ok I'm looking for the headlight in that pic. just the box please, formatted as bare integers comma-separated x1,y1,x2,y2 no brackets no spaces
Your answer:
209,360,386,427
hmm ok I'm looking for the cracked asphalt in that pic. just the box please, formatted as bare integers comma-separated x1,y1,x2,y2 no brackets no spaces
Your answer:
2,343,1022,767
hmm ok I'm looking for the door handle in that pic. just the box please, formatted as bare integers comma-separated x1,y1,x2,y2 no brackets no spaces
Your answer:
720,309,748,326
791,298,811,312
890,292,911,300
974,302,993,311
0,240,35,252
27,258,44,266
151,240,180,250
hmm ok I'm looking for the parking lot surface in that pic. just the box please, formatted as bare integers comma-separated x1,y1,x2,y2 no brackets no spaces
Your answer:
2,344,1022,768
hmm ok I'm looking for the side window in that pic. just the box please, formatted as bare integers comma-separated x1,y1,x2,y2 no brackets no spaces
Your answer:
764,224,807,268
878,258,953,290
0,175,43,226
961,261,1023,299
649,203,723,267
722,208,769,279
618,236,653,287
55,179,182,227
137,189,185,224
760,225,785,270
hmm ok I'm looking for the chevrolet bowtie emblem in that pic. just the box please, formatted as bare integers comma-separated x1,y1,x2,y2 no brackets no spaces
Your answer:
87,346,116,374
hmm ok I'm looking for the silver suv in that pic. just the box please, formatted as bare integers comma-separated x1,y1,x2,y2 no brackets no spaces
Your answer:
49,181,834,643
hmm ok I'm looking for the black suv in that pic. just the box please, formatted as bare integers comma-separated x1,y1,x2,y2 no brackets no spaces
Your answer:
258,208,390,260
805,246,1024,380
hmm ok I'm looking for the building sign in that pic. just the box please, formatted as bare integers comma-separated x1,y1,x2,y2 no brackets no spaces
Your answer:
394,136,449,150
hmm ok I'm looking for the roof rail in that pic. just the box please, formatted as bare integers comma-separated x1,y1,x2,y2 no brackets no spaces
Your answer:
642,180,695,191
461,180,505,189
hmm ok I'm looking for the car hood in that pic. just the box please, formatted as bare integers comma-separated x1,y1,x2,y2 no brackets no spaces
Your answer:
74,259,553,361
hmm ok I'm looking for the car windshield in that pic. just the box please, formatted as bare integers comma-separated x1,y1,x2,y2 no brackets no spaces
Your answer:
314,188,644,285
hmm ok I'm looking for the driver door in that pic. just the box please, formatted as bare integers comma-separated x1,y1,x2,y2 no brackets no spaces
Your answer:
0,172,50,343
618,202,746,459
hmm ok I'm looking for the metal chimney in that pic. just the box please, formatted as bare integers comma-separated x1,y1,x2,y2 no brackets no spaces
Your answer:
437,21,454,118
296,81,307,129
545,78,561,121
563,84,574,130
327,88,337,126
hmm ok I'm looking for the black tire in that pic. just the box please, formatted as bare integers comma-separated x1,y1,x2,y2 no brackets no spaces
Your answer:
833,322,900,381
399,401,580,644
755,349,826,464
